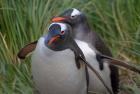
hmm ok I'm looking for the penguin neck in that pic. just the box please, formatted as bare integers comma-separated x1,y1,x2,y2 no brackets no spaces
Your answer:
73,22,91,41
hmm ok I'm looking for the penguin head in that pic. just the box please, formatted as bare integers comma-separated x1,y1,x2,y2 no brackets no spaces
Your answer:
51,8,86,26
44,22,72,51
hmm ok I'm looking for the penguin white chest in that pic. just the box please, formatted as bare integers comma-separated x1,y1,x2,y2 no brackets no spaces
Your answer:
31,38,87,94
75,40,112,94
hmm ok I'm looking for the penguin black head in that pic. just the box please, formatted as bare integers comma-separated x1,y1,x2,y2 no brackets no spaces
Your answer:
44,22,72,51
51,8,87,26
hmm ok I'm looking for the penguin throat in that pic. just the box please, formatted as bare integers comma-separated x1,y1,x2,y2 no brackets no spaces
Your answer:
73,23,90,40
45,37,71,51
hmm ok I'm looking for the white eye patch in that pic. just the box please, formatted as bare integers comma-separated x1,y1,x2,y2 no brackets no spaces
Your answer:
49,22,67,31
71,8,81,16
59,23,67,31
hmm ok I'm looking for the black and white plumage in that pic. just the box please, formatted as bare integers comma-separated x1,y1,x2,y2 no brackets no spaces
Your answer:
31,23,88,94
52,8,119,94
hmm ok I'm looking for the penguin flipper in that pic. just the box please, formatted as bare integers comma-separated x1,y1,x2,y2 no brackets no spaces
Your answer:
99,54,140,74
17,41,38,59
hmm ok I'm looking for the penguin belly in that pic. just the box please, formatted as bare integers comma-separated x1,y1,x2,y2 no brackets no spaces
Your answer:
31,37,87,94
75,40,113,94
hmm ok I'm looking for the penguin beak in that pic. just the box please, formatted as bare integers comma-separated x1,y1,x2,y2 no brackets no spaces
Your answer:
51,16,68,22
47,35,60,45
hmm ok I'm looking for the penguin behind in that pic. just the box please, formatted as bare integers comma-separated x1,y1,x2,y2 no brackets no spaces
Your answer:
52,8,119,94
31,22,87,94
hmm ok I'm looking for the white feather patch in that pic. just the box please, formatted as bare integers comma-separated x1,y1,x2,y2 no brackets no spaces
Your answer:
49,22,67,31
71,8,81,16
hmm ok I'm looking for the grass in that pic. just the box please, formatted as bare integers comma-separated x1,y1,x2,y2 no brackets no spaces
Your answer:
0,0,140,94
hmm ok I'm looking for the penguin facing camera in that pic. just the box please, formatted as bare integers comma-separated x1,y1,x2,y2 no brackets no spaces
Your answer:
18,22,88,94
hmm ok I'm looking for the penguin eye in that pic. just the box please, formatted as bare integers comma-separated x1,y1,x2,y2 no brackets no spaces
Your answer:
71,15,77,19
60,31,65,35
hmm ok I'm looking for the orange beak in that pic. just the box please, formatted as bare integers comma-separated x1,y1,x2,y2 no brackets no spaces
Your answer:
51,16,67,22
48,35,60,45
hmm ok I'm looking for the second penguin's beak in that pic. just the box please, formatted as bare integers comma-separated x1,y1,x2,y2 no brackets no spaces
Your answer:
47,35,60,45
51,16,67,22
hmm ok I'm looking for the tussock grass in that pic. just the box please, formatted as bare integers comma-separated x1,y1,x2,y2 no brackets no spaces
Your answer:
0,0,140,94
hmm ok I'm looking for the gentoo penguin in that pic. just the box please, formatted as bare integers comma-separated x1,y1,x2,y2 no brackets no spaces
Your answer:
51,8,119,94
19,22,88,94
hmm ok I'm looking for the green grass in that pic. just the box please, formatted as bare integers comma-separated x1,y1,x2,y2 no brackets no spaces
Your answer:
0,0,140,94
